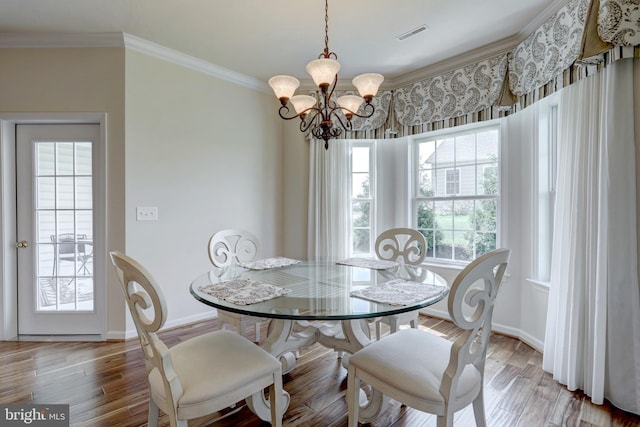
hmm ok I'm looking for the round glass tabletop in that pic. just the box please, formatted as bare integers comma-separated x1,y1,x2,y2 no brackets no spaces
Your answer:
190,260,449,321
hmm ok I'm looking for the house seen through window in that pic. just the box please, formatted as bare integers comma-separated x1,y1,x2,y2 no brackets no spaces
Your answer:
414,126,500,262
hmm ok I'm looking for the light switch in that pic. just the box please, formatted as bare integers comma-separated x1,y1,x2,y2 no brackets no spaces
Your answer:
136,206,158,221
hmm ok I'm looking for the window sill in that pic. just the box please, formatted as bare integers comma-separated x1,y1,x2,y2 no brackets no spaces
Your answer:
526,278,550,290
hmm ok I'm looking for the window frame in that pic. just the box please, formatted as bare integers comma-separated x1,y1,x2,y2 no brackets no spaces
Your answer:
349,141,376,257
411,122,501,265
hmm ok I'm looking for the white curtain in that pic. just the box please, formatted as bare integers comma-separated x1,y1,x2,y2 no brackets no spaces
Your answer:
543,58,640,414
307,139,350,260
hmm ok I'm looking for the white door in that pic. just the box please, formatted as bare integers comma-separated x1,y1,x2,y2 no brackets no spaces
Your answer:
16,124,105,337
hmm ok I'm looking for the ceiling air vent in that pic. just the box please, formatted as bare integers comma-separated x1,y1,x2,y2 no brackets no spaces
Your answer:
397,24,429,41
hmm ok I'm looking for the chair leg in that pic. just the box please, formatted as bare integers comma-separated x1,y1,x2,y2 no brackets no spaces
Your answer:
389,317,400,334
375,320,382,340
437,413,454,427
346,366,361,427
270,373,283,427
255,321,261,342
472,387,487,427
147,398,160,427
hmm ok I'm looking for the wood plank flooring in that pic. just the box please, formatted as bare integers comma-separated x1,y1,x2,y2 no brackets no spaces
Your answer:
1,316,639,427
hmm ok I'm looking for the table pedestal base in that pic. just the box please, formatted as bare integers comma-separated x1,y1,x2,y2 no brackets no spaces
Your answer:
245,317,386,422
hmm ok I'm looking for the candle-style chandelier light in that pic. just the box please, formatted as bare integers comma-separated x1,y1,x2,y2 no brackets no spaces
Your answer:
268,0,384,149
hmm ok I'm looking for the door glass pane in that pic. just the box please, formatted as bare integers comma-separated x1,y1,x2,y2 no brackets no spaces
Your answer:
35,141,94,312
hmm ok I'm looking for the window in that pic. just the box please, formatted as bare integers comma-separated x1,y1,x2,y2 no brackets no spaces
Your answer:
534,97,559,282
350,143,375,255
414,125,500,263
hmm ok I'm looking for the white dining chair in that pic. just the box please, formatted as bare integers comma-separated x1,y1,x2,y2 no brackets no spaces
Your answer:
109,251,283,427
207,229,268,342
374,227,427,339
347,248,510,427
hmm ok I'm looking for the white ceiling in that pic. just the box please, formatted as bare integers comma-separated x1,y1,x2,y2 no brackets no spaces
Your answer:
0,0,568,88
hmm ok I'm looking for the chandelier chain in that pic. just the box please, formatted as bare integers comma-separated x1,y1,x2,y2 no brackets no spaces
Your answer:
324,0,330,57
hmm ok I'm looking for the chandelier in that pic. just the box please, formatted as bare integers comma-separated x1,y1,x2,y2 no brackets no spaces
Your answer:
268,0,384,149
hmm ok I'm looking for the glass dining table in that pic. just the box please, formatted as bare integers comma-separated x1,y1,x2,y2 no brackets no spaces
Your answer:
190,258,449,422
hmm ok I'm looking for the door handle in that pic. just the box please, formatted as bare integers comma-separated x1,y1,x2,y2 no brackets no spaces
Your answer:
16,240,28,248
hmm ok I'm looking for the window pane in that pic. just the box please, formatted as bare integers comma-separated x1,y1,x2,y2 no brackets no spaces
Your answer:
352,229,370,255
417,201,435,230
476,232,496,255
476,199,497,232
479,164,498,195
75,143,92,175
457,165,476,195
57,177,74,209
76,177,93,209
352,147,369,173
76,210,93,237
352,201,370,227
37,177,55,209
453,200,473,230
455,134,475,164
56,143,74,175
435,137,454,165
418,167,434,197
477,130,499,162
454,231,473,261
435,230,453,259
352,173,370,198
56,211,75,235
435,200,453,230
37,211,56,244
36,143,55,175
418,140,436,166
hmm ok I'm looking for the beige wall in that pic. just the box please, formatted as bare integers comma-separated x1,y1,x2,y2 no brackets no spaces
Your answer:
0,47,127,336
282,120,309,258
124,50,284,330
0,46,287,337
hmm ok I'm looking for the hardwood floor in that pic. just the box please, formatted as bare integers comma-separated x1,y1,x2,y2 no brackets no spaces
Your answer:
1,317,639,427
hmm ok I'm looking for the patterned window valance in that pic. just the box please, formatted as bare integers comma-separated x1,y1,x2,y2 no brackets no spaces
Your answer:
394,53,508,126
343,0,639,138
598,0,640,45
508,0,589,96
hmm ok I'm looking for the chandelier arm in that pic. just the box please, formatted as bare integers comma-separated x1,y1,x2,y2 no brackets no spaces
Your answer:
277,104,322,122
338,102,376,120
300,110,322,133
326,75,338,105
330,108,353,131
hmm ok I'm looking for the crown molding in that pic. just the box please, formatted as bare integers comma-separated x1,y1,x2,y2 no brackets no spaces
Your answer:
0,32,125,48
122,34,270,94
0,31,270,94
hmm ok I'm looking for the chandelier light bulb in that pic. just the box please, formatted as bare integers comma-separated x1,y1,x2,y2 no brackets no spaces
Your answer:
336,95,365,116
352,73,384,100
290,95,317,115
268,75,300,104
306,58,341,89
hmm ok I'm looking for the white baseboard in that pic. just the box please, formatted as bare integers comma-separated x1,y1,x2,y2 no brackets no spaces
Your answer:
106,311,218,341
421,307,544,353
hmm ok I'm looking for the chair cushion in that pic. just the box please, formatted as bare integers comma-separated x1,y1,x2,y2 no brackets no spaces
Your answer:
148,330,280,415
349,328,481,407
